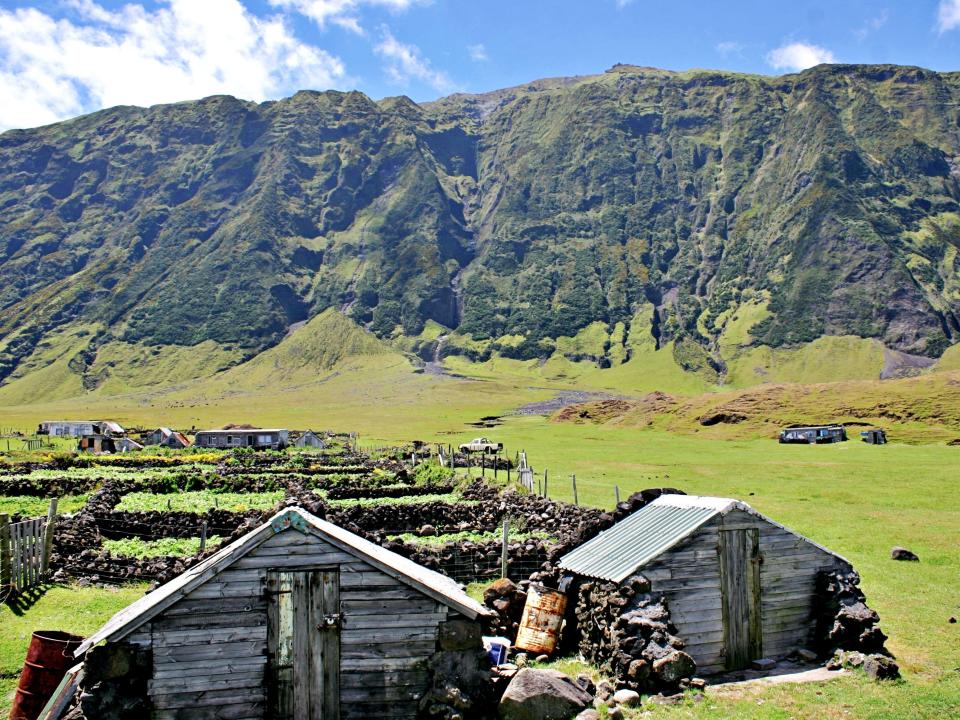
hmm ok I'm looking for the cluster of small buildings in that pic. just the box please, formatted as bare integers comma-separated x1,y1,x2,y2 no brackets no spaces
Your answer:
37,420,326,454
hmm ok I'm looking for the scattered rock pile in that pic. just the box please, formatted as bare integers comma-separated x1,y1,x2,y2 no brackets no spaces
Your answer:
481,578,528,637
420,619,493,720
571,576,696,693
814,568,899,679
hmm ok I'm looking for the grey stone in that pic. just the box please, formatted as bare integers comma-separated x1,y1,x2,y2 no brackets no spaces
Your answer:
575,711,600,720
652,650,697,685
498,668,593,720
612,689,641,707
594,680,615,702
751,658,777,671
891,546,919,561
536,654,550,663
797,648,819,663
863,654,900,681
574,673,596,695
607,707,625,719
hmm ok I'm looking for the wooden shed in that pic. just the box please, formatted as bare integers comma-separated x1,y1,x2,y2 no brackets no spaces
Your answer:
294,430,325,449
73,507,490,719
559,495,851,674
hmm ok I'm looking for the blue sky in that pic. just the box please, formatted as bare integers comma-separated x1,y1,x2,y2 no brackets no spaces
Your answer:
1,0,958,130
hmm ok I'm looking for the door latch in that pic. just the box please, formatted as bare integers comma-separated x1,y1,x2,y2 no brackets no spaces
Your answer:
317,613,341,630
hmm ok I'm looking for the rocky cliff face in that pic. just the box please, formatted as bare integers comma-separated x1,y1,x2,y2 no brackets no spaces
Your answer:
1,63,959,387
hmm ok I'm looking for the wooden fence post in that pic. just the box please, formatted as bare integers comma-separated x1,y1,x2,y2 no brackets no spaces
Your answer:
571,475,578,505
615,485,621,505
199,521,208,555
0,513,10,593
41,498,58,575
501,516,509,579
543,469,549,499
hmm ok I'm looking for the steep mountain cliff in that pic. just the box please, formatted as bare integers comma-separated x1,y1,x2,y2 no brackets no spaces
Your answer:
1,63,959,395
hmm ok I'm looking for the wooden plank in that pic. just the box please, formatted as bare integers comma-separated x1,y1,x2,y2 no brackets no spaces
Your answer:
340,598,440,615
340,587,425,601
0,514,11,593
162,597,267,617
292,571,310,720
153,611,267,631
340,670,428,688
266,570,290,720
152,687,266,709
339,572,403,588
340,657,429,671
747,528,763,661
152,641,266,661
340,686,427,703
340,627,437,644
342,612,447,630
153,703,265,720
186,581,263,600
321,569,340,720
149,670,264,694
340,641,436,660
154,656,267,678
232,551,356,570
152,626,268,646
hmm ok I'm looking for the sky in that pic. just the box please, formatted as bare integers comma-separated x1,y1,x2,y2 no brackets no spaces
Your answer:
0,0,959,131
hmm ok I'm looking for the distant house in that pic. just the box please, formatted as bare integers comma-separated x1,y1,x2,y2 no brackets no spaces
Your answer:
293,429,325,449
194,428,289,450
116,437,144,453
78,435,117,453
860,429,887,445
40,420,125,438
144,428,191,449
778,425,847,444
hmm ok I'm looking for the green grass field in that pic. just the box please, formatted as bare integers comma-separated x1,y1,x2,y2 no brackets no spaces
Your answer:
0,335,958,717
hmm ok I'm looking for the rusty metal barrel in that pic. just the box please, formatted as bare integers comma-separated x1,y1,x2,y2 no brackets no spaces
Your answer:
9,631,84,720
515,583,567,655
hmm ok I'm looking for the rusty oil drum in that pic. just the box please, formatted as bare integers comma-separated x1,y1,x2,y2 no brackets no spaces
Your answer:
515,583,567,655
9,631,84,720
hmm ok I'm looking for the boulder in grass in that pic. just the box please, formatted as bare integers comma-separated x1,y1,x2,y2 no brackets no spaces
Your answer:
652,650,697,686
863,654,900,681
891,547,919,562
498,668,593,720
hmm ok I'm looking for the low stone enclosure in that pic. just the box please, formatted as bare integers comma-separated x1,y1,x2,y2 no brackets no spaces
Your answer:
3,448,897,718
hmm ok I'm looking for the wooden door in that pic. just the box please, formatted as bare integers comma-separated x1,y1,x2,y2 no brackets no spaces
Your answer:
718,529,762,670
267,569,340,719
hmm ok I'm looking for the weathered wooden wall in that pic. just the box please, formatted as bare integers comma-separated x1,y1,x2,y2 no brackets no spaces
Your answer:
121,530,457,720
641,510,847,674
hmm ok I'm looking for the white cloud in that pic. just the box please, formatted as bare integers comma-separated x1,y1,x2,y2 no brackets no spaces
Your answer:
374,27,454,92
615,0,635,7
269,0,425,34
715,41,743,56
938,0,960,33
766,42,837,72
855,9,889,40
0,0,347,131
467,43,488,62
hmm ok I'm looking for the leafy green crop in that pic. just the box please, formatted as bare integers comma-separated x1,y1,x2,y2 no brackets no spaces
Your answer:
115,490,284,513
101,535,222,559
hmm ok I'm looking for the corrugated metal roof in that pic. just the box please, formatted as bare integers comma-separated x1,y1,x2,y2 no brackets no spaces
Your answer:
558,495,737,583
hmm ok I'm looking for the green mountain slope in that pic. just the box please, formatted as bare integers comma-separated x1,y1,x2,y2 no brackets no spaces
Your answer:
1,63,959,398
